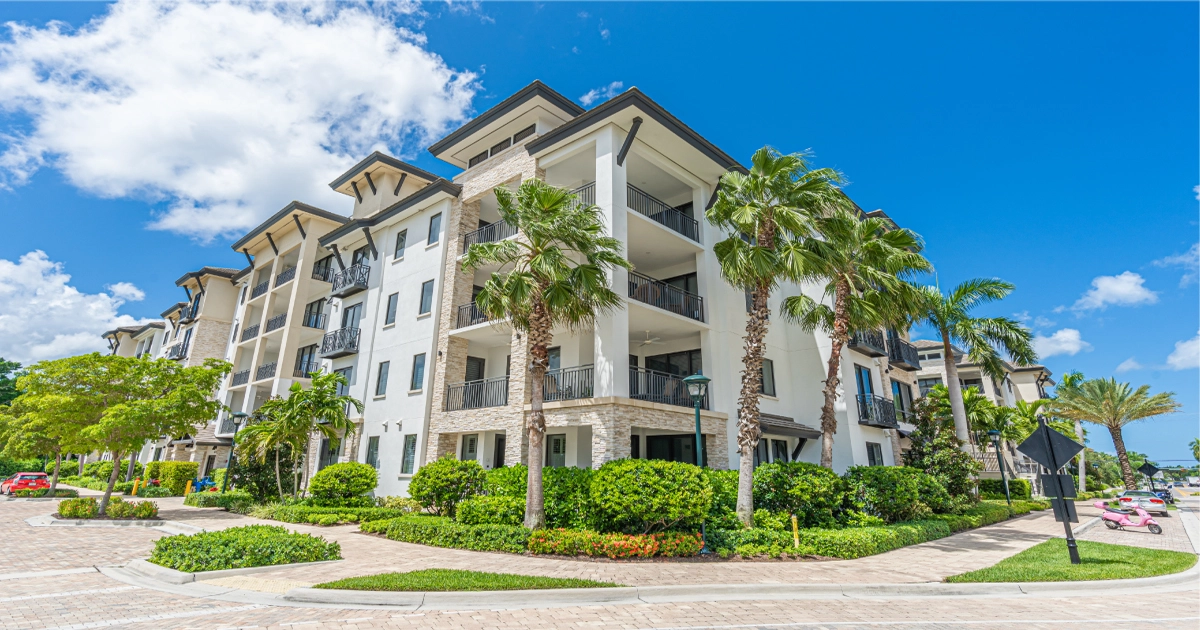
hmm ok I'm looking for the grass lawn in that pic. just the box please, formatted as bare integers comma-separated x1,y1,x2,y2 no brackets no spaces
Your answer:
313,569,624,592
947,539,1197,583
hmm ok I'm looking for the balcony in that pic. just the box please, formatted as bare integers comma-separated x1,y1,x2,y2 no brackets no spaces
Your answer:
455,303,490,329
330,264,369,299
571,181,596,208
240,324,260,343
886,334,920,371
265,313,287,333
230,369,250,386
164,342,189,361
177,304,197,324
462,219,518,253
275,266,297,287
255,362,277,381
856,394,899,429
301,312,326,329
294,359,321,379
543,364,594,402
311,265,331,282
444,376,509,411
628,271,704,322
848,329,887,357
319,327,361,358
627,185,699,242
250,280,270,300
629,366,709,410
217,414,238,436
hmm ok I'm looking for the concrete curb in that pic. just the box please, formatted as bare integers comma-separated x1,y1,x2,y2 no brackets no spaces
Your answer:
25,515,165,528
1072,516,1101,536
126,558,344,585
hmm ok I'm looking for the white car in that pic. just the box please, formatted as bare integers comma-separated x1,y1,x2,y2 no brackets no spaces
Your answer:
1116,490,1169,516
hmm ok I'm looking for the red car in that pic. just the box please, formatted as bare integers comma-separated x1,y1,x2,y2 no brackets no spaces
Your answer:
1,472,50,495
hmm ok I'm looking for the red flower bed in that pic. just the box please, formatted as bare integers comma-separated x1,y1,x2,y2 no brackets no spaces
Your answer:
528,529,703,559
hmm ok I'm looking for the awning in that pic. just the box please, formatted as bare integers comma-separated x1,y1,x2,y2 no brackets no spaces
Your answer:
759,414,821,439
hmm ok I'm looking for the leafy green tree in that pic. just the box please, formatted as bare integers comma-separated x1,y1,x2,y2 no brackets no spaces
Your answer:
903,390,980,498
1191,437,1200,464
235,411,305,500
782,208,931,468
1051,378,1180,490
0,359,21,407
707,147,846,525
463,178,629,529
909,279,1036,447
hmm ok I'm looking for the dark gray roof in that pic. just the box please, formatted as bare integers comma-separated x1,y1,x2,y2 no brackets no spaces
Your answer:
318,179,462,246
329,151,441,190
159,302,188,318
102,325,142,338
759,414,821,439
174,266,240,287
428,80,584,157
230,201,348,252
231,265,253,282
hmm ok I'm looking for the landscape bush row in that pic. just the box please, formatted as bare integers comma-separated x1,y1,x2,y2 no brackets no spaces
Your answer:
148,525,341,572
57,497,158,520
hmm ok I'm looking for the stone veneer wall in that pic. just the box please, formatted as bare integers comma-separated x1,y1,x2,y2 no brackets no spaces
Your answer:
543,398,729,469
186,318,232,367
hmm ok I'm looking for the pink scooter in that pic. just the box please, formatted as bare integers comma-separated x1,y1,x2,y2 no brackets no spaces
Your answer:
1094,501,1162,535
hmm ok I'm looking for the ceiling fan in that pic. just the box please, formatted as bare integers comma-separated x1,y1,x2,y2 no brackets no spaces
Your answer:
638,331,664,347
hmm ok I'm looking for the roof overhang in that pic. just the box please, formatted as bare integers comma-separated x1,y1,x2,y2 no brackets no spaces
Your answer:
525,87,745,182
759,414,822,439
428,80,584,168
319,179,461,247
174,267,239,288
230,201,348,253
231,265,253,283
160,302,187,319
328,152,440,197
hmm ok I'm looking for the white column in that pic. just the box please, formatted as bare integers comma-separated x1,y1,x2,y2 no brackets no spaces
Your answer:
593,125,630,398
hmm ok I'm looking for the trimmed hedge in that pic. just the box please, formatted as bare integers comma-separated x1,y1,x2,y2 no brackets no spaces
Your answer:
309,462,377,502
58,497,98,519
0,457,44,477
408,458,485,517
456,495,525,527
12,488,78,498
752,461,846,528
145,461,199,495
267,505,417,525
383,516,529,553
184,490,253,512
149,525,341,572
528,529,704,559
590,459,711,534
978,478,1032,501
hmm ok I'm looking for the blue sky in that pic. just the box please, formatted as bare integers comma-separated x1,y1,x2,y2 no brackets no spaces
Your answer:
0,2,1196,464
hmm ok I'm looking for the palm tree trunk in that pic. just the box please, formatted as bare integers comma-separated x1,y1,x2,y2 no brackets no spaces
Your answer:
735,282,770,527
819,281,850,469
48,452,61,496
941,331,971,449
1109,425,1137,491
1075,420,1086,492
98,450,124,516
524,311,551,530
274,447,284,500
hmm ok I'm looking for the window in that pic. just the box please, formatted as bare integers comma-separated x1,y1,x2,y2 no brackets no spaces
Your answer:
630,435,640,459
466,356,486,382
759,358,776,396
645,349,703,376
351,246,369,267
239,287,247,304
546,434,566,468
365,436,380,469
918,352,942,361
866,442,884,467
230,324,239,345
375,361,390,396
334,367,353,395
427,213,442,245
468,151,489,168
460,434,478,461
401,434,417,474
419,280,435,315
961,378,984,392
854,364,873,397
918,377,943,397
312,256,332,281
394,230,407,259
489,137,512,155
892,381,914,421
385,293,399,325
512,124,536,143
303,299,326,329
410,353,426,391
342,302,363,328
771,439,789,463
493,435,506,469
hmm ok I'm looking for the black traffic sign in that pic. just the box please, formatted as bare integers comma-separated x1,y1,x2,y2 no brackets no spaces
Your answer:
1039,473,1077,499
1017,424,1083,472
1048,498,1079,523
1137,462,1160,478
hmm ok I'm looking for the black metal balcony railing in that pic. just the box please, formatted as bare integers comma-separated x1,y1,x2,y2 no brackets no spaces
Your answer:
886,335,921,371
628,271,705,322
330,264,370,298
265,313,287,333
455,303,489,329
848,329,887,357
164,342,189,361
570,182,596,208
231,369,251,386
217,414,238,435
294,359,321,379
275,266,297,287
629,366,709,409
301,312,326,329
462,219,518,252
177,304,197,323
240,324,260,342
255,362,277,381
250,280,270,300
311,265,331,282
319,327,361,358
627,185,699,242
543,364,594,402
444,376,509,411
857,394,899,429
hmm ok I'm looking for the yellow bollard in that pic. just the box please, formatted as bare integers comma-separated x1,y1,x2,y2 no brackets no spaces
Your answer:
185,479,193,496
132,478,140,495
791,514,800,549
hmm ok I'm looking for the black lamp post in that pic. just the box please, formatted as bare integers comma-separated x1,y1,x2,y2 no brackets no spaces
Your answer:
682,372,711,468
988,429,1011,506
220,412,248,493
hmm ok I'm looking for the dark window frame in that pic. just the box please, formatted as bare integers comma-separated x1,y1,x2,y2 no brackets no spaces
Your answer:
418,280,435,315
394,229,407,259
375,361,390,396
385,293,399,325
428,213,442,245
410,353,426,391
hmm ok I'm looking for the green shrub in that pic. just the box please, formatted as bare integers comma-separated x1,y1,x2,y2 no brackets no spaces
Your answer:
114,481,135,495
83,459,143,482
375,496,422,513
590,459,711,534
184,491,223,508
217,491,254,513
385,516,529,553
13,488,78,498
136,484,173,498
307,496,375,508
149,525,341,572
843,466,926,524
408,457,485,517
269,505,416,524
309,462,378,502
133,501,159,519
107,497,135,518
456,495,525,526
841,511,887,528
706,527,813,558
43,458,74,475
704,468,740,530
314,515,340,526
931,501,1012,532
752,509,791,531
544,466,595,529
528,529,704,559
485,464,527,497
229,443,297,500
0,457,44,477
752,461,847,527
58,497,98,519
210,467,227,489
914,470,954,514
978,478,1032,501
798,521,951,558
147,461,198,495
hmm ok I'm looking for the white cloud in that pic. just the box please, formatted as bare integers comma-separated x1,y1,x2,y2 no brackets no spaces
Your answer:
580,81,623,106
0,251,146,363
1034,316,1056,328
599,26,611,41
105,282,145,302
1071,271,1158,311
1166,333,1199,370
1194,184,1199,201
0,1,477,241
1115,357,1142,373
1152,243,1199,287
1033,328,1092,358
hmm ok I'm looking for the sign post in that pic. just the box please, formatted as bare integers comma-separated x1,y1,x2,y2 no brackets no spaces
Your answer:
1138,462,1161,493
1017,416,1084,565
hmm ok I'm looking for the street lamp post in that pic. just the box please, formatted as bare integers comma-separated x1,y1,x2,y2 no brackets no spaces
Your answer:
220,412,249,493
682,371,712,555
988,429,1011,506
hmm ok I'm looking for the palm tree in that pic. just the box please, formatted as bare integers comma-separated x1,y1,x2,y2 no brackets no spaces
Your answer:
1052,378,1179,490
707,147,846,526
463,178,629,529
235,409,303,499
1191,437,1200,464
910,279,1036,448
1050,370,1087,490
782,208,931,468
